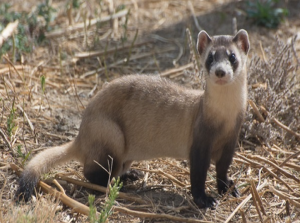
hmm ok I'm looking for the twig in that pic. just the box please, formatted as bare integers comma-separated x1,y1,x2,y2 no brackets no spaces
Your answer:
248,100,265,123
232,17,237,34
224,181,268,223
269,186,300,208
56,175,147,205
142,164,149,188
259,41,267,63
250,182,263,222
113,206,211,223
74,40,150,59
0,65,31,74
134,168,186,187
45,9,128,38
240,210,247,223
2,56,23,81
10,164,92,216
81,46,175,78
0,20,19,47
250,179,266,215
160,63,193,77
51,179,66,194
236,154,294,192
0,128,11,151
17,105,34,133
279,150,300,167
187,1,202,32
249,154,300,183
271,117,300,140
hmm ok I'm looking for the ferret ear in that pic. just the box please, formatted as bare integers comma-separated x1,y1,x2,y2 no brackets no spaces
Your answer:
233,29,250,54
197,30,212,56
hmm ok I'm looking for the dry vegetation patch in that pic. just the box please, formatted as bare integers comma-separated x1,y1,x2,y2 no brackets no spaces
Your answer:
0,0,300,222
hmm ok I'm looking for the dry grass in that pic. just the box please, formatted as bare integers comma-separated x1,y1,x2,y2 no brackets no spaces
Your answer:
0,0,300,222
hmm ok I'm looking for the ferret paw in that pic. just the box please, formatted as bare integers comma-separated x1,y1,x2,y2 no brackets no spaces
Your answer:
194,195,217,209
120,169,144,182
217,179,239,197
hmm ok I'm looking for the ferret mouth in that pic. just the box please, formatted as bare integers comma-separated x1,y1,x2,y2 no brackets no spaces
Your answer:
215,79,229,85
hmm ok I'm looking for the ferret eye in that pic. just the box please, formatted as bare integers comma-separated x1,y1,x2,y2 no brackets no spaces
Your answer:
229,53,236,64
207,53,214,65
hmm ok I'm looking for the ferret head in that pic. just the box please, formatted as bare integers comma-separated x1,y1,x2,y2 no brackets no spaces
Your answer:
197,29,250,86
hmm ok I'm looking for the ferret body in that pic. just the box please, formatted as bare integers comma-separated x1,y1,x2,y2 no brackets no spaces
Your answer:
16,30,250,208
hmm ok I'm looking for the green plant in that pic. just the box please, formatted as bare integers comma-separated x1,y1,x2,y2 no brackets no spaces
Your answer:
37,0,57,31
0,4,32,58
246,0,288,28
7,98,17,138
88,177,123,223
16,145,31,166
41,75,46,94
121,7,130,44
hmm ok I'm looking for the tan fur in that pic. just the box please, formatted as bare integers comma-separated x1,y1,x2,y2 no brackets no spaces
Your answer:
23,76,203,179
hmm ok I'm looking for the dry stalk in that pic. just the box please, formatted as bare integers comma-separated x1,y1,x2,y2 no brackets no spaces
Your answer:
2,56,24,81
0,20,19,47
250,179,266,215
281,162,300,172
269,186,300,208
56,175,147,205
279,150,300,167
81,46,176,78
259,41,267,63
224,180,268,223
51,179,65,194
250,183,263,222
236,154,294,192
240,209,247,223
0,65,31,74
160,63,193,77
248,154,300,183
248,100,265,123
134,168,186,187
17,105,34,133
113,206,211,223
0,128,11,151
74,40,150,59
10,164,92,216
271,117,300,140
187,1,202,32
45,9,129,38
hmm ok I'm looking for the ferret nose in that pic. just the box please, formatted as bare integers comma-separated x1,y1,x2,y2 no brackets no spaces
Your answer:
215,69,225,78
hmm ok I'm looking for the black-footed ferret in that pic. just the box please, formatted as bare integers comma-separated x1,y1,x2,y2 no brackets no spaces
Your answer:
16,29,250,209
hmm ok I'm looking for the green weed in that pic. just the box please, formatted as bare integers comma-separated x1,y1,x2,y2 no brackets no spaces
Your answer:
246,0,288,28
7,98,17,138
16,145,31,166
0,1,57,59
37,0,57,31
121,8,130,44
41,75,46,94
88,177,123,223
0,4,31,59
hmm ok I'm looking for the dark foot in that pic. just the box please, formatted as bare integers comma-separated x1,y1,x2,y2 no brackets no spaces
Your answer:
194,195,217,209
217,179,239,197
120,169,144,182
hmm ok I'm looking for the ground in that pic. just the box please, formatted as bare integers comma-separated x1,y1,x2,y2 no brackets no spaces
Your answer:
0,0,300,222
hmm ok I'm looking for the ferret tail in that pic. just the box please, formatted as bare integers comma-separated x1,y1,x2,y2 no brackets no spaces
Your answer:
15,140,78,202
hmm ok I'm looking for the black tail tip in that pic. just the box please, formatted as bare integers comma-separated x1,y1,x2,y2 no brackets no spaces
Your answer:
15,184,35,203
15,172,39,203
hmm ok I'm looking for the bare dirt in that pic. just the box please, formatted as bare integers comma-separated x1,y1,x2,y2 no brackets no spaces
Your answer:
0,0,300,222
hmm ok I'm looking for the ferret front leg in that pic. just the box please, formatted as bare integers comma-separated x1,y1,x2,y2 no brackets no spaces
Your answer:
190,134,216,209
216,140,239,197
